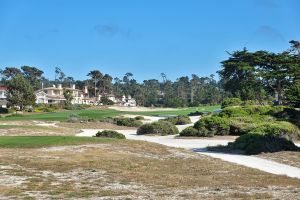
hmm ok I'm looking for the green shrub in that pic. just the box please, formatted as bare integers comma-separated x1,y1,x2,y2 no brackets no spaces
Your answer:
100,97,114,105
134,116,144,120
67,114,81,123
95,130,125,139
188,111,210,116
194,116,230,136
243,105,273,115
34,104,60,112
137,121,179,136
227,133,300,155
219,107,248,118
250,121,300,141
180,127,198,137
0,107,8,114
113,117,143,127
228,115,274,135
65,104,89,110
221,98,242,109
179,126,212,137
161,115,191,125
272,107,300,127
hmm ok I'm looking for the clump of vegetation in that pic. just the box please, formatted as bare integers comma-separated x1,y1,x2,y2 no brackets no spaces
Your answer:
67,114,81,123
180,127,199,137
221,98,242,109
224,134,300,155
161,115,191,125
67,114,90,123
272,107,300,127
100,97,114,105
134,116,144,120
194,116,230,136
34,104,59,112
0,107,9,114
219,107,249,118
95,130,125,139
137,121,179,136
113,117,143,127
65,104,90,110
250,121,300,141
188,111,211,116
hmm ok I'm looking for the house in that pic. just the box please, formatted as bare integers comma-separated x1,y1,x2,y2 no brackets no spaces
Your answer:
121,95,137,107
0,86,8,108
99,93,118,103
35,84,93,105
35,91,48,104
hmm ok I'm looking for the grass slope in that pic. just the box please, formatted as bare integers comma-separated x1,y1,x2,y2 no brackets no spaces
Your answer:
0,105,219,121
0,136,115,148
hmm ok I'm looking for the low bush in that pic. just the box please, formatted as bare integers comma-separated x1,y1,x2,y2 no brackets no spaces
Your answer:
180,127,198,137
113,117,143,127
100,97,114,105
250,121,300,141
65,104,89,110
179,126,212,137
227,133,300,155
272,107,300,127
228,115,275,136
134,116,144,120
34,104,59,112
219,107,248,118
188,111,211,116
221,98,242,109
194,116,230,136
137,121,179,136
95,130,125,139
67,114,81,123
161,115,191,125
0,107,8,114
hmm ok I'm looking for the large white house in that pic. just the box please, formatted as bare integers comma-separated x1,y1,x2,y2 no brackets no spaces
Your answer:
0,86,8,108
35,84,95,105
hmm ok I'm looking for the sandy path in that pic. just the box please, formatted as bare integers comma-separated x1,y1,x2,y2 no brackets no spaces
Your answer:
76,116,300,179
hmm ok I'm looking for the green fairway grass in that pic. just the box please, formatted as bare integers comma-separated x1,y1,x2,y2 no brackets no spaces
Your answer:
0,109,122,121
0,105,220,121
130,105,220,116
0,136,115,148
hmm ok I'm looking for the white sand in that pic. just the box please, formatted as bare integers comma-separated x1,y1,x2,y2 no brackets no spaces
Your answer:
33,121,58,127
76,115,300,179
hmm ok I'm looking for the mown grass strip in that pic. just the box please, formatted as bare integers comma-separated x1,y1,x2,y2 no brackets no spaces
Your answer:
0,105,220,121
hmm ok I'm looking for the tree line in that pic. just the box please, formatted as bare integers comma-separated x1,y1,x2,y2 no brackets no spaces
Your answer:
1,40,299,109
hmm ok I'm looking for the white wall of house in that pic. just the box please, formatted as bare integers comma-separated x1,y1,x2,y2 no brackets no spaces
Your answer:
0,90,6,99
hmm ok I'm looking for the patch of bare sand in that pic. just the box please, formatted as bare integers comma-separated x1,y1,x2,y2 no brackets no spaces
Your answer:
58,121,136,130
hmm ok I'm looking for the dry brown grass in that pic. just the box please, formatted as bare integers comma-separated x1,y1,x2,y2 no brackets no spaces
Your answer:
257,151,300,169
0,120,135,137
0,140,300,199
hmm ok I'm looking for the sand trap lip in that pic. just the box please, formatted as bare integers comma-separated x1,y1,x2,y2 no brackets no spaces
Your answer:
76,115,300,179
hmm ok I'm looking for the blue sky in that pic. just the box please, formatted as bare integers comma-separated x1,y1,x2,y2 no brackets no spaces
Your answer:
0,0,299,82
